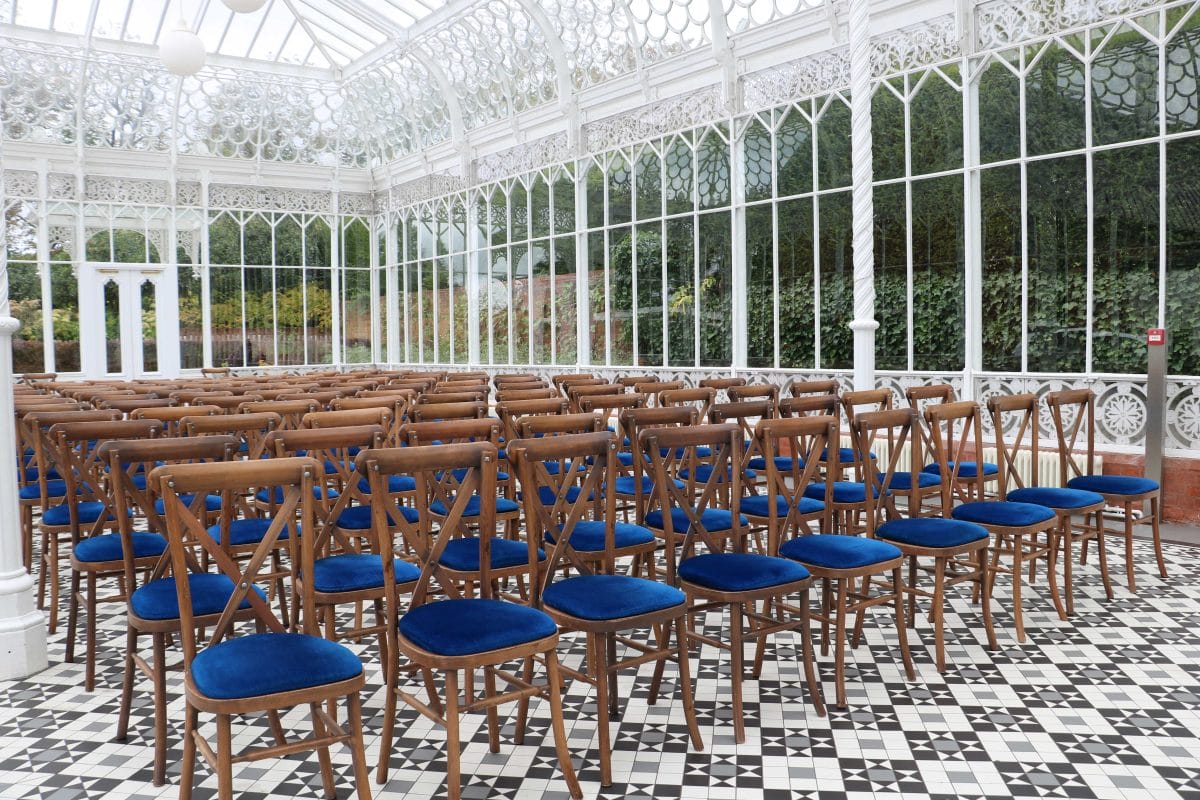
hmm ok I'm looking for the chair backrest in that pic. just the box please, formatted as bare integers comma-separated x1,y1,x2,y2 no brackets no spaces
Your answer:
509,431,618,602
400,417,502,449
637,380,683,401
182,411,283,459
925,400,986,506
552,374,598,394
277,390,344,408
24,409,122,505
728,383,780,414
617,374,659,388
854,408,930,524
788,378,839,398
170,389,233,403
154,457,323,655
410,400,488,422
658,387,716,420
332,394,411,443
987,392,1040,494
779,394,840,419
621,406,699,524
1044,388,1096,484
709,400,774,479
131,404,221,436
641,422,743,582
567,383,624,413
417,390,487,405
100,397,177,414
578,393,648,442
698,377,746,391
495,398,569,443
753,415,836,549
358,442,500,611
191,394,260,412
200,366,232,377
841,388,893,469
516,412,604,438
50,419,162,537
238,399,320,430
302,407,393,432
495,387,559,402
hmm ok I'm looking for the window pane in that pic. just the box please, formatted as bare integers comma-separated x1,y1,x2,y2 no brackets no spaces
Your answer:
490,247,509,362
210,266,244,367
9,263,43,373
635,149,662,221
746,204,773,368
342,269,371,364
912,175,965,371
910,67,963,175
305,218,331,267
209,214,240,264
588,231,606,364
666,217,694,366
512,243,530,363
699,211,731,367
635,224,664,366
531,175,551,239
1027,156,1087,372
244,216,271,266
420,260,434,362
665,136,694,216
743,118,773,203
306,268,333,364
140,279,158,372
697,126,731,210
777,108,812,197
778,197,815,368
1093,144,1159,373
1092,25,1159,145
553,235,578,365
244,266,275,365
609,226,633,365
978,55,1021,164
818,191,853,368
510,183,528,242
450,254,468,364
981,165,1022,371
608,154,632,225
1026,41,1086,157
1167,136,1200,373
553,172,575,235
872,82,905,182
1165,9,1200,135
817,96,852,190
530,243,552,364
586,163,605,230
104,279,121,373
874,182,907,371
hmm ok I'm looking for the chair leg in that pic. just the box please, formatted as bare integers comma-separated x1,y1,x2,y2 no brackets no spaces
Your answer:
647,623,670,703
65,569,81,665
979,546,998,652
310,702,336,800
833,579,848,709
444,670,462,800
674,615,704,750
798,589,826,718
180,704,198,800
892,567,915,682
729,602,747,743
1094,514,1114,601
851,575,872,648
932,557,947,673
820,578,832,657
36,531,48,613
20,505,32,574
590,634,612,785
375,671,398,783
1123,511,1137,593
545,649,583,799
1045,528,1068,622
483,666,500,754
152,632,169,786
514,657,534,745
1151,496,1167,579
115,626,136,743
606,633,619,718
910,555,920,625
1061,522,1075,617
85,572,98,692
216,713,234,800
1011,535,1026,643
346,692,373,800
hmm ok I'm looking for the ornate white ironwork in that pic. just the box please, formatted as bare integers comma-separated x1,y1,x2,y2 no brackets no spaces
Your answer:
975,0,1165,50
2,170,35,198
176,182,201,207
338,192,375,216
583,87,724,153
475,133,572,183
742,50,850,110
388,174,468,209
207,185,332,213
83,177,170,205
48,174,75,200
871,15,962,75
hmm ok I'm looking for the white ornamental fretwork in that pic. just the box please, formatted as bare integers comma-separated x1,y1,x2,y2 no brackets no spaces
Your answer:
3,171,37,198
84,176,169,205
870,15,962,75
48,174,76,200
583,87,724,153
208,185,332,213
476,133,572,183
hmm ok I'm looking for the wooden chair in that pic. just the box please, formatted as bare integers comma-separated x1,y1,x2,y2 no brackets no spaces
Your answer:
771,437,916,709
641,422,825,740
658,386,716,421
577,393,648,469
53,418,164,690
619,406,696,531
698,377,746,402
567,382,624,413
182,411,283,460
856,408,997,672
616,374,660,388
238,399,320,430
551,373,598,395
927,401,1064,641
333,394,412,444
102,435,241,785
199,366,232,377
728,383,780,414
990,393,1111,616
510,430,702,784
1046,388,1166,590
495,398,569,447
743,416,831,564
132,405,221,437
495,387,559,402
101,397,177,415
788,378,840,398
410,400,488,423
708,400,773,492
153,457,372,800
363,442,581,800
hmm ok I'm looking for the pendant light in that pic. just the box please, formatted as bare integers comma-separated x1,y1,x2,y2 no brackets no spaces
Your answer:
159,16,206,76
222,0,268,12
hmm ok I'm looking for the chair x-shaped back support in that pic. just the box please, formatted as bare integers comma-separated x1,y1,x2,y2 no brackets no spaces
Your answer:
238,399,320,431
751,415,837,555
183,411,283,461
620,406,698,530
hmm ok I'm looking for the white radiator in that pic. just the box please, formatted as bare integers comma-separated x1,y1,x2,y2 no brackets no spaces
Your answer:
841,435,1100,493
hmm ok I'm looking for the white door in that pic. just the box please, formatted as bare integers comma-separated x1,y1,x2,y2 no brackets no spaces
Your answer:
79,264,179,379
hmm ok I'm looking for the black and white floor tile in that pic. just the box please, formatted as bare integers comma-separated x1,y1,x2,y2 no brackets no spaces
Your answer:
3,538,1200,799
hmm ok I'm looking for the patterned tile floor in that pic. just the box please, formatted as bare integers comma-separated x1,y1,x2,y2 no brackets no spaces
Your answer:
2,537,1199,800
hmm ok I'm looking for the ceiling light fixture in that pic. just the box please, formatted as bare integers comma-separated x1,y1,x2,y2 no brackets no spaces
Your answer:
158,16,206,76
222,0,269,12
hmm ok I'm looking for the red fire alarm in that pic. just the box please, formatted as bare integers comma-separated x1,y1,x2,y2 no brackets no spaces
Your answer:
1147,328,1166,345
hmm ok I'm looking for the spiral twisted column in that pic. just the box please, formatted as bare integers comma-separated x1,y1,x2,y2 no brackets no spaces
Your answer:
847,0,878,391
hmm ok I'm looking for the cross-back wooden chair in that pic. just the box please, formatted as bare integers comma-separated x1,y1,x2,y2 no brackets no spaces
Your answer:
618,406,696,530
410,400,488,422
617,374,660,388
418,390,488,406
333,394,411,444
552,373,599,395
132,404,221,437
709,399,773,492
171,389,232,404
1046,388,1166,590
989,393,1111,616
856,408,996,672
102,435,241,785
364,442,581,800
728,383,780,413
927,401,1064,641
101,397,177,415
190,394,261,413
302,407,394,436
495,387,558,402
697,376,746,403
578,392,648,468
567,382,624,413
788,378,840,398
515,412,604,439
510,430,702,785
52,419,164,689
239,399,320,430
14,406,94,571
495,397,569,446
153,457,372,800
182,411,282,459
630,380,676,403
199,366,232,378
658,386,716,421
642,422,825,740
278,389,344,409
743,415,832,561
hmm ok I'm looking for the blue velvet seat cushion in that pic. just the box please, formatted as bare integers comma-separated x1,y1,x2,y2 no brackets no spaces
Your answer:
803,481,882,504
205,517,290,545
1008,487,1104,510
255,486,339,504
154,494,222,515
542,460,588,476
1067,474,1159,496
922,460,1000,478
19,480,67,500
22,467,60,482
131,573,266,620
191,632,363,699
399,598,557,656
310,554,421,593
429,495,520,516
821,447,875,463
43,501,118,526
741,494,824,518
438,536,545,571
748,455,802,472
644,507,748,533
678,464,756,481
543,574,684,620
882,471,942,490
449,467,510,482
780,534,901,569
357,475,417,494
612,475,685,495
876,517,989,549
679,552,810,592
535,485,587,505
73,532,166,563
951,501,1055,527
545,521,655,551
335,504,419,530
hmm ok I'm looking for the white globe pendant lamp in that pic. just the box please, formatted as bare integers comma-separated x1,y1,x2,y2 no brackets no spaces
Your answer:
159,17,206,76
222,0,268,12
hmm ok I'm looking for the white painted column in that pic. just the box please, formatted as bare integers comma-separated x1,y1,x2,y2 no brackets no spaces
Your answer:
848,0,878,391
0,191,49,677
